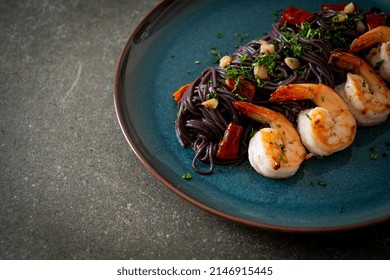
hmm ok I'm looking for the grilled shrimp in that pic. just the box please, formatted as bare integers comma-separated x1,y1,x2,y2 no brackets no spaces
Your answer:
270,83,357,156
349,26,390,82
349,26,390,53
329,50,390,126
234,102,306,179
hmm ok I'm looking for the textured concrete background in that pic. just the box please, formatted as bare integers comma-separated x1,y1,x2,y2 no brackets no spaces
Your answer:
0,0,389,259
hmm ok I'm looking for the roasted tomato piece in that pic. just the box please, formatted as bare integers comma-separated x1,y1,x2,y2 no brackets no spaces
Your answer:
365,13,386,30
172,83,190,103
280,6,315,25
216,122,243,160
225,78,255,102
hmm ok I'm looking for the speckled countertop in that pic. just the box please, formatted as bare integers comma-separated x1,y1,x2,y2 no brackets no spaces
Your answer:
0,0,389,260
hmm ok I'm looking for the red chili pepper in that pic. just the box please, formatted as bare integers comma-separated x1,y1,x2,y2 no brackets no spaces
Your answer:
365,13,386,30
216,122,243,160
172,83,190,103
321,3,349,11
280,6,315,25
225,78,255,102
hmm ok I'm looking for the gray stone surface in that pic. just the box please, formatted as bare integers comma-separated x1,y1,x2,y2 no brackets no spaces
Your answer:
0,0,389,260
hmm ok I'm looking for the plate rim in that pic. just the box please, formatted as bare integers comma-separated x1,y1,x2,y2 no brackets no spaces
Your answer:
113,0,390,233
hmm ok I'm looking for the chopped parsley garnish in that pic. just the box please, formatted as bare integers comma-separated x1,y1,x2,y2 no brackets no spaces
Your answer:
319,17,356,48
226,65,253,80
181,173,192,180
225,64,253,91
280,30,305,57
369,146,377,160
250,128,257,138
279,24,316,57
290,40,303,57
368,143,390,160
299,22,322,39
207,91,218,100
297,68,308,76
374,60,385,72
305,113,312,120
310,177,327,188
256,78,267,88
235,94,247,101
239,53,248,62
273,8,283,23
252,53,277,73
355,12,364,21
278,151,288,164
317,180,327,187
289,14,356,51
332,13,344,23
211,49,222,64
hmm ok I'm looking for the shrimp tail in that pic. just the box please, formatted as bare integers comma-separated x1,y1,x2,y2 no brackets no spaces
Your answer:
349,26,390,53
328,50,362,72
269,83,318,102
233,101,278,123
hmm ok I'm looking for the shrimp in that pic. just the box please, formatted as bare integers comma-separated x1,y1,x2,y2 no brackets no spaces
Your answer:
349,26,390,82
233,102,306,179
349,26,390,53
329,50,390,126
366,42,390,82
270,83,357,156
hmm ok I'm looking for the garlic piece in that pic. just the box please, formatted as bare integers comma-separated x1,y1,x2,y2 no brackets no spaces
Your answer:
343,2,355,14
253,65,268,80
284,57,301,70
202,98,218,109
333,12,347,23
260,43,275,55
219,55,232,68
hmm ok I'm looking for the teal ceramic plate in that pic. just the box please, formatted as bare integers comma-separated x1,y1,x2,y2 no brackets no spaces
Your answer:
114,0,390,232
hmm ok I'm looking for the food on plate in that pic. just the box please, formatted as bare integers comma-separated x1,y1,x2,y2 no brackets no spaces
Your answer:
348,26,390,82
175,67,253,174
270,83,357,156
349,26,390,53
234,102,306,179
330,50,390,125
173,3,389,178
